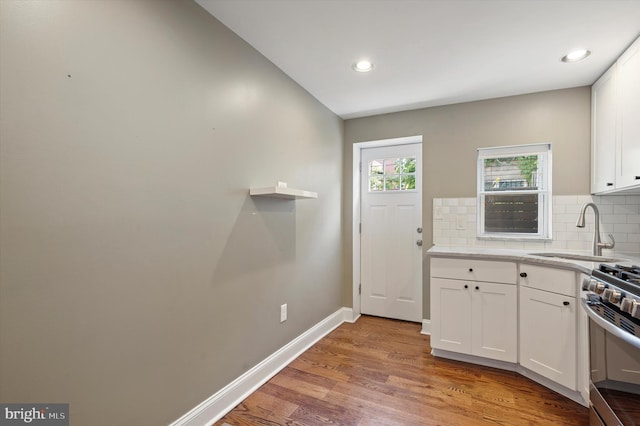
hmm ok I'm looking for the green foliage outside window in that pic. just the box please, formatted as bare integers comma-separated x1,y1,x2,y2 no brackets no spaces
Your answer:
484,155,538,188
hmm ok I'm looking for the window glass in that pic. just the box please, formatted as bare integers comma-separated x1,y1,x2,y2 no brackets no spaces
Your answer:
477,145,551,239
483,155,539,191
368,157,416,192
484,193,539,233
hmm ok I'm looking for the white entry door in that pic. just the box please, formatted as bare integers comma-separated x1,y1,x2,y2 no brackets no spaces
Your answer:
360,143,422,322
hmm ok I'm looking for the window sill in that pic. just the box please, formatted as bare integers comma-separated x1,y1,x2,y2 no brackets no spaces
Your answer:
477,235,552,242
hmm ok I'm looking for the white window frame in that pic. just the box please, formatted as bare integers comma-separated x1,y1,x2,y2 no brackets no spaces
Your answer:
477,143,552,240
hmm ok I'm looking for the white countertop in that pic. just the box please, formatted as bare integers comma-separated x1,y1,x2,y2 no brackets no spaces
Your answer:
427,245,640,275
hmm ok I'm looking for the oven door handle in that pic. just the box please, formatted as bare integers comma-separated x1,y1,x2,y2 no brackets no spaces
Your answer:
581,297,640,350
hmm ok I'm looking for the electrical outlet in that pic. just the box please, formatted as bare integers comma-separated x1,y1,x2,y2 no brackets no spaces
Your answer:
280,304,287,323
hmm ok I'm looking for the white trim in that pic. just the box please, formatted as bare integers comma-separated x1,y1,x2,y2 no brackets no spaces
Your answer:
421,319,431,335
346,312,361,324
352,135,423,320
477,143,551,157
170,307,355,426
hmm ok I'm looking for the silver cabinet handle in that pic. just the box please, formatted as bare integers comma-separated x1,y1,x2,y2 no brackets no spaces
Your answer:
416,240,423,247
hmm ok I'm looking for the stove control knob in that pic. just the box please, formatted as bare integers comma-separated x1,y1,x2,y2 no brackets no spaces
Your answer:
586,279,598,291
621,298,634,314
603,288,613,300
607,290,622,304
594,283,606,294
632,301,640,320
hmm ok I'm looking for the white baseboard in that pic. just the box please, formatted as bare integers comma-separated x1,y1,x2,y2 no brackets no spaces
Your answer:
431,348,518,372
169,307,354,426
421,319,430,335
346,311,360,323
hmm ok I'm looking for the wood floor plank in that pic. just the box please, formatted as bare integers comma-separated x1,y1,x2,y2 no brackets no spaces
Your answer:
215,315,589,425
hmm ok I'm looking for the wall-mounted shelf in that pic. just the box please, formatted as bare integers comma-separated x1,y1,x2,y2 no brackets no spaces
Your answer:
249,184,317,200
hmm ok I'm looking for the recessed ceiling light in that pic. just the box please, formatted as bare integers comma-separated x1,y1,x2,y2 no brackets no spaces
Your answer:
561,49,591,63
353,60,374,72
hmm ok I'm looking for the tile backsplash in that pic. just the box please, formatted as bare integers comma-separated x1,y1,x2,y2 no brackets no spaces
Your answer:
433,195,640,254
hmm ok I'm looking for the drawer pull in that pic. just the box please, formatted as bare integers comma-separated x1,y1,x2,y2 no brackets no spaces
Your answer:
464,285,468,289
636,176,640,180
475,286,480,290
607,182,613,186
563,301,570,306
468,268,473,272
520,272,527,278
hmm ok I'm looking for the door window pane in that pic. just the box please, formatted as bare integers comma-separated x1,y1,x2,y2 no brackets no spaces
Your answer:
368,157,417,192
369,175,383,191
385,175,400,190
401,175,416,190
370,160,383,175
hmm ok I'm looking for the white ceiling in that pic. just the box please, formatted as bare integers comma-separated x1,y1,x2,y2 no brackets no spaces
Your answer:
196,0,640,119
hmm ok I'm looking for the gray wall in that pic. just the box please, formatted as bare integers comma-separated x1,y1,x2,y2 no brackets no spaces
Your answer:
343,87,592,317
0,1,343,425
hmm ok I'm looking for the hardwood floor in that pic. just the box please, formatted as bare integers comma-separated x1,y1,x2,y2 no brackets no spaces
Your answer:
215,315,588,425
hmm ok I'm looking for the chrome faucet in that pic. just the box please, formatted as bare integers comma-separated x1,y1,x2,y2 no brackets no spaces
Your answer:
576,203,615,256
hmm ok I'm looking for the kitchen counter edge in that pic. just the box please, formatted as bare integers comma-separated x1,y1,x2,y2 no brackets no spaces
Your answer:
426,246,640,275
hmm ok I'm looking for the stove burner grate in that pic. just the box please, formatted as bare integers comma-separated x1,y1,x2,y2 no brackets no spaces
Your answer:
593,264,640,299
599,264,640,280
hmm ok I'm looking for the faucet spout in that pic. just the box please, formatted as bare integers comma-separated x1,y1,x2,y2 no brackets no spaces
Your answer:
576,203,615,256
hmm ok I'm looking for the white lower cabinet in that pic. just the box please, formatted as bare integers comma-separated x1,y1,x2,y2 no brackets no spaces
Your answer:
430,254,586,406
431,277,517,362
519,277,577,390
472,281,518,361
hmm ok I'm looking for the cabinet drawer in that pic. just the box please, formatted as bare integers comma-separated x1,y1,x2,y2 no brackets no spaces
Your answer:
519,263,577,296
431,257,516,284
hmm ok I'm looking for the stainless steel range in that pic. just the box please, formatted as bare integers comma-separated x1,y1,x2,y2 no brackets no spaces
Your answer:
583,264,640,426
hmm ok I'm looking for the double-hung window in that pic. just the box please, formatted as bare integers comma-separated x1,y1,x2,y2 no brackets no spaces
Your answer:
477,144,552,239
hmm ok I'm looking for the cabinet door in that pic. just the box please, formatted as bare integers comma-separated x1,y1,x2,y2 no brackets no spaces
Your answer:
617,37,640,188
519,286,577,390
430,278,472,354
591,64,617,193
471,282,517,362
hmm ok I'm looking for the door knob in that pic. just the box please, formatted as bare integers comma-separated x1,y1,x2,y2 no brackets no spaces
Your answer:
416,240,423,247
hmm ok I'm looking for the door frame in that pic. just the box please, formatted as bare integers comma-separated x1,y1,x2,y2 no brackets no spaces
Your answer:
351,135,423,321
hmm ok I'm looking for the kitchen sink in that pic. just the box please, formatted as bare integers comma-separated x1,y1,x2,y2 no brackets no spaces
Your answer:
527,252,623,263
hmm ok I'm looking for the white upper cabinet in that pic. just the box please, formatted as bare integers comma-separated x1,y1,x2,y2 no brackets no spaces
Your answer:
616,37,640,189
591,36,640,194
591,64,617,193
